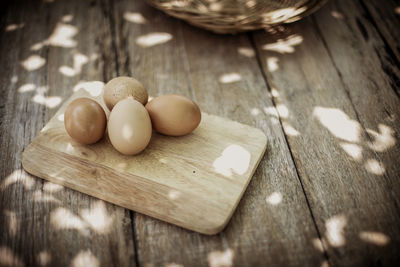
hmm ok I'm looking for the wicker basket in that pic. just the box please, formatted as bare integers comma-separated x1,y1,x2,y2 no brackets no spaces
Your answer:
146,0,327,34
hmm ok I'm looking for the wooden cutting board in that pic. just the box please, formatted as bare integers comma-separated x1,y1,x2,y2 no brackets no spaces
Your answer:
22,88,267,235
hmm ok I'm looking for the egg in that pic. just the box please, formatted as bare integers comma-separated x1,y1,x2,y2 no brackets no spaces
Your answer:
103,76,148,111
108,97,152,155
64,98,107,144
145,95,201,136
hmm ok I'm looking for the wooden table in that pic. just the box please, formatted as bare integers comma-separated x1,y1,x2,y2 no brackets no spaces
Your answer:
1,0,399,266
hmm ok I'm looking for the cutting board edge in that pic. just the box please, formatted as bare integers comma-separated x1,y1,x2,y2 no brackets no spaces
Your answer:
21,142,238,235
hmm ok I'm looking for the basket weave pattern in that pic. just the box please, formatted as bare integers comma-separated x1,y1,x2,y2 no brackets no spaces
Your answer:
147,0,327,33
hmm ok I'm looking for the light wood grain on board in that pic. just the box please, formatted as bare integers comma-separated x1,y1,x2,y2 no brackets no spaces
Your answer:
22,88,267,235
253,0,400,265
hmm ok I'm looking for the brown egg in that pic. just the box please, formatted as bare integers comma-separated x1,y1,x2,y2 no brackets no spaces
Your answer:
103,76,148,111
64,98,107,144
108,97,152,155
145,95,201,136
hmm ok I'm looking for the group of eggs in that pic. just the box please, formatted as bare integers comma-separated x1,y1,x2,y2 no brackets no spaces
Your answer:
64,77,201,155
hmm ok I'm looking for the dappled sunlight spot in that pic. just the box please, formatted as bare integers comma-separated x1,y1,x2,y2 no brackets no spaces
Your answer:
312,238,326,252
210,2,223,11
359,231,390,246
43,181,64,192
33,190,60,204
21,55,46,71
262,34,303,54
73,81,104,96
32,94,62,108
271,88,279,97
262,7,307,23
282,122,300,136
339,143,362,161
168,190,181,200
59,66,75,76
57,114,64,122
313,107,360,142
219,73,242,83
365,159,385,175
0,247,24,267
263,107,278,117
246,0,256,8
50,207,89,235
276,104,289,118
213,144,251,177
321,261,329,267
11,76,18,84
266,192,282,205
5,23,24,32
31,23,78,50
207,249,234,267
136,32,172,47
1,169,35,190
18,83,36,93
331,11,344,19
267,57,279,72
123,12,146,24
59,52,88,77
395,7,400,15
238,47,255,57
66,142,75,153
37,251,51,266
325,214,347,247
367,124,396,152
71,250,99,267
80,201,114,234
4,210,18,237
61,14,73,23
251,108,260,116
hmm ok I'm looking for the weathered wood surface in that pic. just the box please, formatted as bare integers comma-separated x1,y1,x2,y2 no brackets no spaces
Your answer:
252,0,400,265
1,0,399,266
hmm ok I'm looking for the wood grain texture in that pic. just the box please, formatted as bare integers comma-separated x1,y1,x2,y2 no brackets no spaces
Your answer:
111,0,325,266
361,0,400,64
2,0,400,265
181,26,327,267
0,0,135,266
252,0,400,265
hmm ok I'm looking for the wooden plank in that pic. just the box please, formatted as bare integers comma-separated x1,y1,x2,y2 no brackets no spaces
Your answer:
112,0,325,266
360,0,400,63
252,0,400,265
0,0,135,266
181,25,326,267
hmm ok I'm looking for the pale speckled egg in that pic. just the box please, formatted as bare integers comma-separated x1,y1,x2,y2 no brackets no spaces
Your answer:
64,98,107,144
103,76,148,111
108,97,152,155
145,94,201,136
